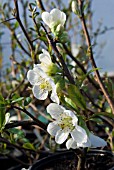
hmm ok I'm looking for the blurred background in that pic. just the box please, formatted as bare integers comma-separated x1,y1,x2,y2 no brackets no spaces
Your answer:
0,0,114,75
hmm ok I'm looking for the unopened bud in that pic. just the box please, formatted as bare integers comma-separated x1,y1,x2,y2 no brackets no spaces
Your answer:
71,0,78,14
56,24,64,33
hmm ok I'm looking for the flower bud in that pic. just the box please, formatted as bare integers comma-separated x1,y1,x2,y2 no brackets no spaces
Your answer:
56,24,64,33
71,0,78,14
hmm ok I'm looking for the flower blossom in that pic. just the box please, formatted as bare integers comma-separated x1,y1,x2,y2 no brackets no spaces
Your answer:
27,65,59,104
66,132,107,149
38,49,59,75
41,8,66,31
47,103,87,148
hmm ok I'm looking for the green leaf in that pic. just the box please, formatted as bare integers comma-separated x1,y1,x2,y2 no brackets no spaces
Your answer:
65,97,78,112
11,97,24,104
23,143,35,150
90,112,114,119
14,21,19,29
0,94,4,104
79,68,101,86
0,108,5,130
89,117,103,124
0,94,6,130
39,36,47,42
24,97,32,106
78,116,89,135
67,84,86,110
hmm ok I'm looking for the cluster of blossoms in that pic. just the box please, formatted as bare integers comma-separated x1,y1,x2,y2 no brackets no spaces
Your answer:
27,8,107,150
27,49,59,104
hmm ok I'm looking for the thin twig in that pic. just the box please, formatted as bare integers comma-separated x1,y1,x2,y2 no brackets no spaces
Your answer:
12,105,47,130
13,32,31,56
37,0,45,11
0,17,15,24
13,0,34,52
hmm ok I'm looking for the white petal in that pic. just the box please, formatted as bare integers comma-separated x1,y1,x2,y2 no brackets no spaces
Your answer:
47,122,61,136
66,138,77,150
64,110,78,125
32,85,48,100
55,128,69,144
4,112,10,125
41,12,51,27
50,8,66,26
47,103,65,119
9,116,18,123
27,70,39,85
77,137,91,148
39,49,51,65
71,125,87,144
89,133,107,147
50,91,60,104
48,78,60,104
59,11,66,25
34,65,48,79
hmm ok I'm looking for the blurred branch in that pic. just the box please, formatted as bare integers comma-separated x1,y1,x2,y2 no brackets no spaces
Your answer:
5,120,44,129
0,17,15,24
37,0,45,11
13,0,35,52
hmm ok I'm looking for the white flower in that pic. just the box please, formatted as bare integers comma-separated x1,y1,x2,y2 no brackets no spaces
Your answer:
38,49,53,73
41,8,66,30
66,132,107,149
47,103,87,146
27,65,59,104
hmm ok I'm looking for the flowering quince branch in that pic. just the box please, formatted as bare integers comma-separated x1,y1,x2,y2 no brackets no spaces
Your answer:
26,7,107,151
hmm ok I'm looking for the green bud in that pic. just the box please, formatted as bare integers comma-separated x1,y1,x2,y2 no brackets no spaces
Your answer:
47,63,60,76
59,31,69,43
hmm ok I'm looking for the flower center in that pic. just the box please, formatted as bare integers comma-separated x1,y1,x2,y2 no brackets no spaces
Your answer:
59,114,74,131
40,80,52,91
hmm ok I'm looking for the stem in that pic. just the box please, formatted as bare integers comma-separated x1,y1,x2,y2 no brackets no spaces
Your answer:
77,156,81,170
77,0,114,114
37,0,45,11
5,120,43,129
12,105,47,130
14,0,34,52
